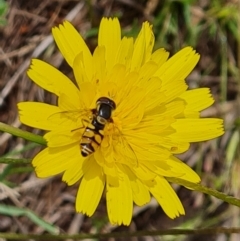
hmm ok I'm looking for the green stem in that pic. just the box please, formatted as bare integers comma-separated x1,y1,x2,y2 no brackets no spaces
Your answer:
167,177,240,207
1,227,240,240
0,122,46,145
0,158,31,164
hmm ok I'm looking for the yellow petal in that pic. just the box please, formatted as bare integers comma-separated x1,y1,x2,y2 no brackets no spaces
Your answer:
166,156,200,183
163,100,186,117
18,102,62,131
133,163,157,181
106,164,133,225
27,59,80,103
112,137,138,168
92,46,107,83
44,129,80,147
45,107,89,134
148,176,185,218
62,155,84,186
134,113,174,134
115,37,134,67
132,178,151,206
180,88,214,111
57,91,84,111
98,18,121,70
131,22,154,71
106,64,127,100
171,118,224,142
117,87,145,129
158,135,190,154
144,90,166,112
151,48,169,67
78,82,97,108
115,71,139,105
147,157,200,182
52,21,93,76
142,22,155,62
146,161,184,178
126,123,171,142
96,152,118,182
162,79,188,103
76,158,105,216
33,144,80,177
138,61,159,88
126,138,171,161
72,52,92,86
124,166,150,206
155,47,200,84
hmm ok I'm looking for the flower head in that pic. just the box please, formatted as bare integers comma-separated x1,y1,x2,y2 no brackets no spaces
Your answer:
18,18,224,225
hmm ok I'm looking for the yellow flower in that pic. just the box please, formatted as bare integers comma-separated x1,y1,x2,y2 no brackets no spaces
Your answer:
18,18,224,225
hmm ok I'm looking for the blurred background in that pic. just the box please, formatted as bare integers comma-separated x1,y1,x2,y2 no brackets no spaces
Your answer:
0,0,239,240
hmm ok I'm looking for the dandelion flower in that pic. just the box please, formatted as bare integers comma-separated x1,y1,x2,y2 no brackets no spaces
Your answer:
18,18,224,225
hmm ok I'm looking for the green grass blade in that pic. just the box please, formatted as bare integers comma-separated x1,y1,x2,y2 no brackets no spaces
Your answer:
0,204,59,234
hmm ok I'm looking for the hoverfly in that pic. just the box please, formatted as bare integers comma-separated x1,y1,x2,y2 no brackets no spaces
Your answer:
48,96,116,157
80,97,116,157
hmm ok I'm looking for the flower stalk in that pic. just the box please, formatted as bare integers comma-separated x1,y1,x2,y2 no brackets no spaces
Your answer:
167,177,240,207
0,122,46,146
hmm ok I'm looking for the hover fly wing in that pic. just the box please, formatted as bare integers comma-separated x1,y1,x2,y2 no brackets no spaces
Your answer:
47,109,92,129
115,133,139,168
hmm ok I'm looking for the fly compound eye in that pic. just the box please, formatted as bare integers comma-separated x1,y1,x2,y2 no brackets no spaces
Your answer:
96,97,116,110
110,100,116,110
